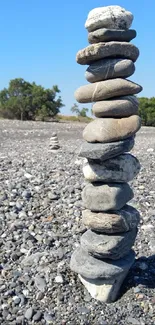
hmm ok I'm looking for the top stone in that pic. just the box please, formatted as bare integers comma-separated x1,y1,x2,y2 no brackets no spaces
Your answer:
85,6,133,32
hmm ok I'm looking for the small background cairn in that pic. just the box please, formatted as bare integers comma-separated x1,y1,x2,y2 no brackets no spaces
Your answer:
70,5,143,303
49,132,60,151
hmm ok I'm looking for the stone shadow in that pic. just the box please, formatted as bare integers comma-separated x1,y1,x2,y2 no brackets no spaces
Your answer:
120,254,155,298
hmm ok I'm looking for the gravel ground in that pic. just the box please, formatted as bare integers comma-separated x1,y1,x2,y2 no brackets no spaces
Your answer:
0,119,155,325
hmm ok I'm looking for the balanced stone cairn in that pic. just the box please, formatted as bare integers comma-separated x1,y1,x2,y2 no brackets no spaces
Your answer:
70,5,143,303
49,132,60,151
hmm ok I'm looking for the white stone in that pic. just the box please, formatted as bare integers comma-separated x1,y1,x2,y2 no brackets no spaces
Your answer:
79,270,129,302
147,148,154,152
55,275,63,283
83,154,140,183
85,6,133,32
75,158,87,165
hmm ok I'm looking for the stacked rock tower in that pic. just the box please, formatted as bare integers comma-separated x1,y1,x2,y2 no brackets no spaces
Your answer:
70,6,143,303
49,132,60,151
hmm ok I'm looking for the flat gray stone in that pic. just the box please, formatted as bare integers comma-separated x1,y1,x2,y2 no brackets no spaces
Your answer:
75,79,142,103
88,28,136,43
82,182,134,212
82,205,140,233
92,96,139,117
83,153,141,182
85,6,133,32
80,229,137,259
76,42,139,65
85,58,135,83
83,116,141,143
79,137,135,161
70,247,135,279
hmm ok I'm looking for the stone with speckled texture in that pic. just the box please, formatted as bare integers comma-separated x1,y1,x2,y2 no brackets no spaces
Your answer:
85,6,133,32
76,42,139,65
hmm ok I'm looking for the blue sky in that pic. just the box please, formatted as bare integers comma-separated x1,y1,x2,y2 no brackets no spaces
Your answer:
0,0,154,115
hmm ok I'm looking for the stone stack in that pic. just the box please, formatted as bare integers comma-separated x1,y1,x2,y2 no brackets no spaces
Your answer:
70,6,142,303
49,132,60,151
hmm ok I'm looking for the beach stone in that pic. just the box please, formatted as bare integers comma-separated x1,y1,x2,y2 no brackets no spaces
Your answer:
83,153,140,182
81,228,137,259
85,6,133,32
25,307,34,320
82,205,140,233
83,116,141,143
76,42,139,65
79,137,135,161
88,28,136,43
92,96,139,117
82,182,133,212
75,79,142,103
70,247,135,279
85,59,135,83
79,272,130,303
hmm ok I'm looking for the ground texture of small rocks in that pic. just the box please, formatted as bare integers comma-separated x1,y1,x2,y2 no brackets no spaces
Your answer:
0,120,155,325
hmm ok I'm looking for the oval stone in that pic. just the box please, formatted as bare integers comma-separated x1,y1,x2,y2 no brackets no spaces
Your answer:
82,183,134,212
76,42,139,65
92,96,139,117
85,6,133,32
79,137,135,161
80,228,137,259
83,154,140,183
88,28,137,44
70,247,135,279
85,59,135,83
82,205,140,233
83,116,141,143
75,79,142,103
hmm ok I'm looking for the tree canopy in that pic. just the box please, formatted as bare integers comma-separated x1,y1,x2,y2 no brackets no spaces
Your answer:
0,78,64,121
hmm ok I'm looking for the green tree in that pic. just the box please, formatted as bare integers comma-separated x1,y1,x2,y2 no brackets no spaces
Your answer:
71,103,80,115
0,78,64,121
0,78,33,120
138,97,155,126
71,103,89,117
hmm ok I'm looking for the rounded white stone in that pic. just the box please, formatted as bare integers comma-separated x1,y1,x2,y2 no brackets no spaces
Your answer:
83,154,140,183
85,6,133,32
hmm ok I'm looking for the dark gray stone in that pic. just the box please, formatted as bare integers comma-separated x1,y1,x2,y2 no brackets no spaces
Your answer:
79,137,135,161
88,28,136,43
80,228,137,259
76,42,139,65
82,182,134,212
85,58,135,83
70,247,135,279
